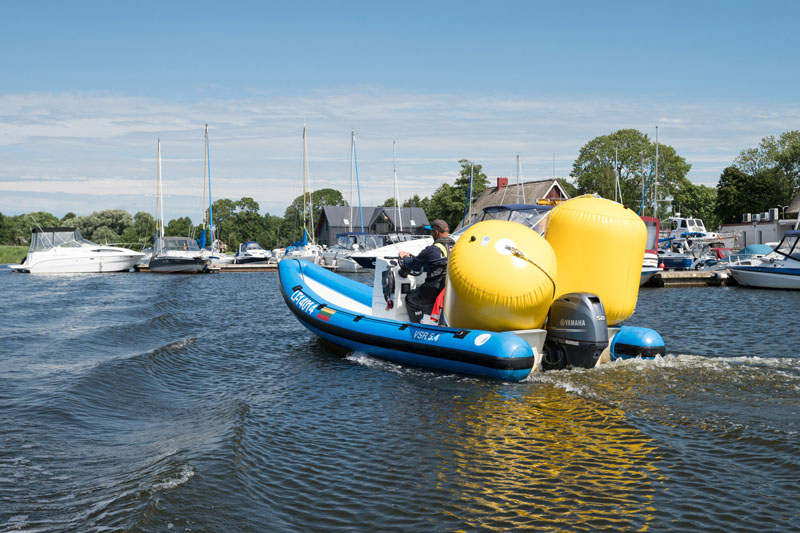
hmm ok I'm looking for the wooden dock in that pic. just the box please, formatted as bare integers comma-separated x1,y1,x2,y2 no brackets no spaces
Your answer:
644,270,737,287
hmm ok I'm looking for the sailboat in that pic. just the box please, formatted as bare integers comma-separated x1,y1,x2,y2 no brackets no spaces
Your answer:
198,124,234,265
148,139,212,274
320,130,375,272
283,127,323,263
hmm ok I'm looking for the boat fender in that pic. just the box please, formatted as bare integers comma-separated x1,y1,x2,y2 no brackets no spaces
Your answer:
610,326,666,360
381,264,396,310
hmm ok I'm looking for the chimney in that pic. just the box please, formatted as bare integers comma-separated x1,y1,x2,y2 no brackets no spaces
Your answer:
497,177,509,189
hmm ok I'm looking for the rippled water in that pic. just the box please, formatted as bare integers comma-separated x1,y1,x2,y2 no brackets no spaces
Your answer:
1,270,798,531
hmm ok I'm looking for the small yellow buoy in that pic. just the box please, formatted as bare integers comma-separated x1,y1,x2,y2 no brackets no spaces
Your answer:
444,220,557,331
545,196,646,325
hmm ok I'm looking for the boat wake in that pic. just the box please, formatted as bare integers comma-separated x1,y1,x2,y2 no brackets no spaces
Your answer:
151,464,195,492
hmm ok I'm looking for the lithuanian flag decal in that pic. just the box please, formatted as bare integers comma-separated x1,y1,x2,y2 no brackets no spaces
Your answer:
317,307,336,321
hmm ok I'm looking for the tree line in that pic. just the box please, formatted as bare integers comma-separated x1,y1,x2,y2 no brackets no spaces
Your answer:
2,129,798,248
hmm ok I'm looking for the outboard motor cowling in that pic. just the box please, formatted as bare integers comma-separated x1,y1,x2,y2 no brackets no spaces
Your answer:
542,292,609,370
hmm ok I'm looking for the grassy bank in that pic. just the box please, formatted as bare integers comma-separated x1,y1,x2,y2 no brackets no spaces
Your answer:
0,246,27,264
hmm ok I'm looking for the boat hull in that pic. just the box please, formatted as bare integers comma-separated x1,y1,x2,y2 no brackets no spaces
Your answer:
9,252,143,273
149,257,210,274
234,255,270,264
728,265,800,289
640,267,660,286
278,259,535,381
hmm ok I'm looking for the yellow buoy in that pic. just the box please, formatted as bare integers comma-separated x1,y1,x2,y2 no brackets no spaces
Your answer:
444,220,557,331
545,196,646,325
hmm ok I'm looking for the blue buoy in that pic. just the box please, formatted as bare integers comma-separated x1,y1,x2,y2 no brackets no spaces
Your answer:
610,326,666,360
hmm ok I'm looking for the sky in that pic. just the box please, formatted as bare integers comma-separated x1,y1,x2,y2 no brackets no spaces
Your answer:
1,0,798,224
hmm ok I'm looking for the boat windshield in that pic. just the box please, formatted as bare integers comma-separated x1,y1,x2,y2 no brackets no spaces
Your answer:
30,228,94,251
332,234,389,251
383,233,419,244
775,234,800,261
245,242,265,251
157,237,200,252
454,205,552,236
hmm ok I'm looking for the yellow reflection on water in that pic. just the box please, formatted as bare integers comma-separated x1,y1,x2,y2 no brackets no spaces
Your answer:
434,386,661,531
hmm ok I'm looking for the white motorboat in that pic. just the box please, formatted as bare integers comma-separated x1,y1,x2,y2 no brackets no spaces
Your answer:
8,227,145,274
149,236,210,273
234,241,272,264
728,231,800,289
660,215,719,242
322,232,404,272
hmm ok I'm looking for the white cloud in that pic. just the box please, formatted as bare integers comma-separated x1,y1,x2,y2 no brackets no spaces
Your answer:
1,89,798,220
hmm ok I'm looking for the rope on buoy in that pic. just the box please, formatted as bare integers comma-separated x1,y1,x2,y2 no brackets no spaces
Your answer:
505,244,557,298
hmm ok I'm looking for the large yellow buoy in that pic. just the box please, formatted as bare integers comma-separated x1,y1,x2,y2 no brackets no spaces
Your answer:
545,196,646,325
444,220,557,331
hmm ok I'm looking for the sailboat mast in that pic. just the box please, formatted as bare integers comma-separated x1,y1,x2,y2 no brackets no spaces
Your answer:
202,125,208,232
206,123,214,249
349,131,354,232
157,139,164,239
615,147,619,203
302,127,308,238
654,125,659,218
393,140,402,232
353,132,364,232
469,163,474,220
304,127,315,244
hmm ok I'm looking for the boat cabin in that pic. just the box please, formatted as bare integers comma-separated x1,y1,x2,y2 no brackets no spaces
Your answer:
155,237,201,253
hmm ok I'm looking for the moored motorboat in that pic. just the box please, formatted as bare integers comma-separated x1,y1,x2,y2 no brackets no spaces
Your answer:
149,236,210,273
234,241,272,264
8,227,145,274
728,231,800,289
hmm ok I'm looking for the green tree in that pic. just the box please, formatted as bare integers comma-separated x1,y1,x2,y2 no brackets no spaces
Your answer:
403,194,430,213
715,166,750,224
236,197,260,213
120,211,156,245
673,182,720,230
283,188,346,244
165,216,195,237
74,209,133,242
0,213,11,244
715,166,793,224
734,130,800,193
571,129,691,212
92,226,120,244
428,183,464,230
425,160,490,230
210,198,237,247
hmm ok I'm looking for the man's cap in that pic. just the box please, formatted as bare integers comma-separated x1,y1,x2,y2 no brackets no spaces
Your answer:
427,219,449,232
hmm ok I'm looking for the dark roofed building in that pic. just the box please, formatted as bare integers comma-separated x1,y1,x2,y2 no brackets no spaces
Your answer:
366,207,429,236
316,205,429,246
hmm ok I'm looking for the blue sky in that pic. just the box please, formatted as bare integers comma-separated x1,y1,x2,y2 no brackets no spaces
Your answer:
1,0,798,223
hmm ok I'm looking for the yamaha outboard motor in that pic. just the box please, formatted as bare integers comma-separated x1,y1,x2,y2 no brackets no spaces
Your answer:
542,292,609,370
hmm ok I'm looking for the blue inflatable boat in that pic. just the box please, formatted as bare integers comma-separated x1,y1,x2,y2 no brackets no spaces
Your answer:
279,258,666,381
279,259,537,381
